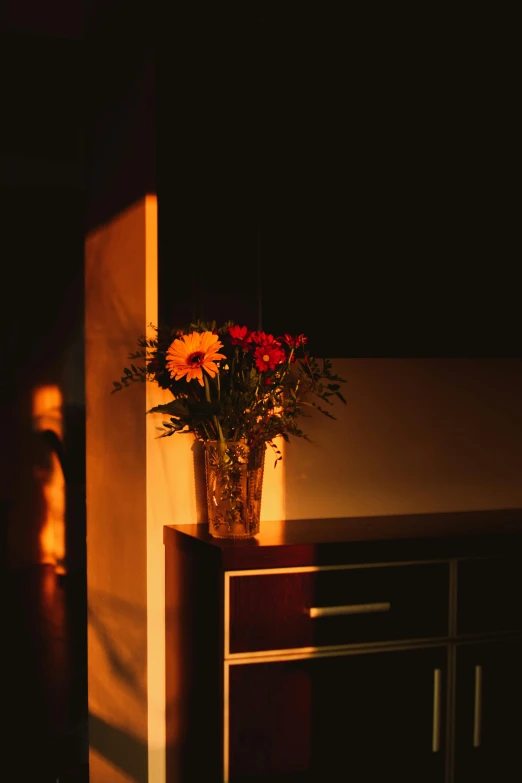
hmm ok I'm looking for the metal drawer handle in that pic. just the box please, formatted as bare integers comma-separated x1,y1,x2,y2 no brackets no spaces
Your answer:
308,602,391,618
432,668,442,753
473,665,483,748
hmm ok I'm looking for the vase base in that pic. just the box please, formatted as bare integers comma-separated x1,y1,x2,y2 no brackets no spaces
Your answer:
209,521,260,539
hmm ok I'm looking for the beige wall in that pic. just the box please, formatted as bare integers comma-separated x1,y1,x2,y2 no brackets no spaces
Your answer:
85,196,169,783
159,357,522,527
281,358,522,520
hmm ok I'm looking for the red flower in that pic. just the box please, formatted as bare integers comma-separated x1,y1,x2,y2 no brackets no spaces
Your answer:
228,324,252,348
251,330,283,348
282,333,308,348
254,344,286,372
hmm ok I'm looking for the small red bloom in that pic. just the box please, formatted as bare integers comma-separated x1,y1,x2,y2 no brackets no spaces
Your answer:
251,331,282,348
228,324,252,348
282,333,308,348
254,344,286,372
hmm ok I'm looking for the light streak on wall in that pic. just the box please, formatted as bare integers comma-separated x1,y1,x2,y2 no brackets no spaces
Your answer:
32,384,66,572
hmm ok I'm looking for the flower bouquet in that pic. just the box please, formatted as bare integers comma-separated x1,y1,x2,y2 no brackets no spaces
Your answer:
113,319,347,537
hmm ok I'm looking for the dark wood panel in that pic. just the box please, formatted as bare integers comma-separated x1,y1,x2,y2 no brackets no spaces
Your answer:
229,646,447,782
165,540,223,782
228,563,449,653
458,557,522,635
229,659,312,780
454,638,522,782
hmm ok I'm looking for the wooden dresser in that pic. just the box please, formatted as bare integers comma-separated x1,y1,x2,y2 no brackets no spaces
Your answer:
164,510,522,782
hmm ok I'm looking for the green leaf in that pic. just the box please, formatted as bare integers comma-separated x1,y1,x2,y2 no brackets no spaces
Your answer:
313,403,336,419
148,400,190,417
185,399,222,417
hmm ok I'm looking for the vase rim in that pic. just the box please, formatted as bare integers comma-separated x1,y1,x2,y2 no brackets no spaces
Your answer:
202,439,267,453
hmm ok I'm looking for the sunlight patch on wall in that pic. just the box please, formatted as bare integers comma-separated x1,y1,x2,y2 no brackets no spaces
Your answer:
261,437,286,521
32,384,66,572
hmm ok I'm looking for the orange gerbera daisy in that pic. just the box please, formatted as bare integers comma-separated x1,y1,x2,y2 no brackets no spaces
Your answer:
165,331,226,386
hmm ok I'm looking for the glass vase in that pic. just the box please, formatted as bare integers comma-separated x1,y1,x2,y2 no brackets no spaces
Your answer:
203,440,266,539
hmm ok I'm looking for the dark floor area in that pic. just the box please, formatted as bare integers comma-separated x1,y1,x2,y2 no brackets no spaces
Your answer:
2,565,89,783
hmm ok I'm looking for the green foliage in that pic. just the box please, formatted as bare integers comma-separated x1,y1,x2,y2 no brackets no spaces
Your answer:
112,319,347,462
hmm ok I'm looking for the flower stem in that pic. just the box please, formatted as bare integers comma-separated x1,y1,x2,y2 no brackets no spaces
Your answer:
204,372,225,443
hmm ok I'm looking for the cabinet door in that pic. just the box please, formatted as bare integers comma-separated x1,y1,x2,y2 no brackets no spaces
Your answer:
228,646,447,783
454,638,522,783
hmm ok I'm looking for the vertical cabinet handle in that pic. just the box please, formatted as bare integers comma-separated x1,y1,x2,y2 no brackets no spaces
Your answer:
473,665,483,748
432,668,442,753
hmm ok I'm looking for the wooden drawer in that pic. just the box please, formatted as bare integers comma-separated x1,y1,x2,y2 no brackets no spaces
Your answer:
458,557,522,635
226,562,449,655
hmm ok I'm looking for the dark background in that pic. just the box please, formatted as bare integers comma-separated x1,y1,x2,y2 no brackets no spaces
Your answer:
158,11,519,358
1,7,519,375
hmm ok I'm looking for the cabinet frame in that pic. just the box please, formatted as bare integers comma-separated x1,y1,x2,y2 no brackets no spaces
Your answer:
224,560,453,782
164,517,522,783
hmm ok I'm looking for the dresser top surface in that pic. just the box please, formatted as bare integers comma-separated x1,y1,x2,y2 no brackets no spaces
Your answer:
164,509,522,568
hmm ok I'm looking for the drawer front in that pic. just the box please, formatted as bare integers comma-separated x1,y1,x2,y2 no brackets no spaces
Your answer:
226,562,449,655
458,557,522,635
